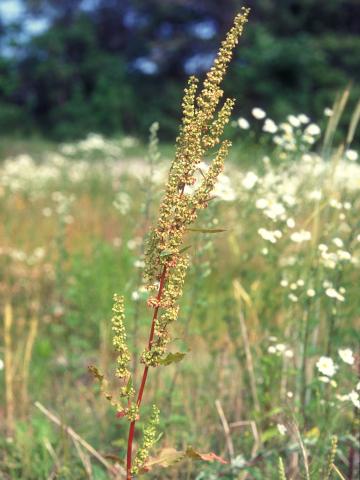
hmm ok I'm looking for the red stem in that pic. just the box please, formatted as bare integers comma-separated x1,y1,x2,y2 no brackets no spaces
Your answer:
126,266,167,479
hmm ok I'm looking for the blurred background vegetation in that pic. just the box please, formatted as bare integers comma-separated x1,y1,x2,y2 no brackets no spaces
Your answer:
0,0,359,140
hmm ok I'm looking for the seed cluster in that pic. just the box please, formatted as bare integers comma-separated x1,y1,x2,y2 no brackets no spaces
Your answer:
143,8,250,368
131,405,160,475
89,8,250,474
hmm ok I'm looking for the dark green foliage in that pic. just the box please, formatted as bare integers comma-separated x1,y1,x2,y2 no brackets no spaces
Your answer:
0,0,359,138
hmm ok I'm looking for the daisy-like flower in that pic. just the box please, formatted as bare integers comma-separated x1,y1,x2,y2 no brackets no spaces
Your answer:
287,115,301,128
252,107,266,119
263,118,277,133
298,114,310,123
305,123,321,136
332,237,344,248
238,117,250,130
242,171,258,190
316,356,338,377
325,288,345,302
349,391,360,409
258,228,282,243
345,149,358,162
338,348,355,365
277,424,287,435
324,108,333,117
290,230,311,243
286,218,295,228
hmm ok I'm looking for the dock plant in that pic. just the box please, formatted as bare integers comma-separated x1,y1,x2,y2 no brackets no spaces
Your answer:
89,7,250,478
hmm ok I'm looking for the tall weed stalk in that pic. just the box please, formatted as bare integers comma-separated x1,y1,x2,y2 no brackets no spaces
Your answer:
89,8,250,478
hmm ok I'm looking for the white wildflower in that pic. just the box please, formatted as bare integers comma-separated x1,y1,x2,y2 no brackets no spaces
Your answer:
307,289,316,297
290,230,311,243
131,291,140,301
277,424,287,435
134,259,145,268
338,348,354,365
332,237,343,248
286,218,295,228
252,107,266,119
238,117,250,130
298,114,310,123
316,356,338,377
305,123,321,136
288,293,298,302
242,171,258,190
258,228,282,243
263,118,278,133
345,149,358,162
287,115,301,128
0,358,4,370
325,288,345,302
324,108,333,117
349,391,360,409
268,346,277,354
255,198,268,209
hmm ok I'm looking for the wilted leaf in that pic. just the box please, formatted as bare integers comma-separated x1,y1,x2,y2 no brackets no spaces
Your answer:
145,448,185,469
159,352,186,366
144,446,227,472
185,447,227,464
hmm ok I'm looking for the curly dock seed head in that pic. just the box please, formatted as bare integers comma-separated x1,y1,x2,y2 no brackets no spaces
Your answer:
144,7,250,286
112,294,131,380
89,9,250,476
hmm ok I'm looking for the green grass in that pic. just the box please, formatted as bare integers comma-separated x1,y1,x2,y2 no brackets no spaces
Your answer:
0,119,359,479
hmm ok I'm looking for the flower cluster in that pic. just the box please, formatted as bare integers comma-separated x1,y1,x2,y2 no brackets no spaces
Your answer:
131,405,160,475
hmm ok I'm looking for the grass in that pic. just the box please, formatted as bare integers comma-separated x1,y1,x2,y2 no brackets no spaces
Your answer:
0,96,359,479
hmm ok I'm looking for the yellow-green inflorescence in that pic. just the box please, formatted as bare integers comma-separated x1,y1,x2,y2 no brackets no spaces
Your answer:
89,294,134,417
143,7,250,366
131,405,160,475
89,7,250,474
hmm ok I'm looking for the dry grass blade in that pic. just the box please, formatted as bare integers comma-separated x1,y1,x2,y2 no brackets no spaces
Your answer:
293,421,310,480
4,302,15,434
21,315,39,413
233,280,260,412
332,463,347,479
73,437,93,479
346,99,360,147
322,85,350,156
215,399,235,461
34,401,126,478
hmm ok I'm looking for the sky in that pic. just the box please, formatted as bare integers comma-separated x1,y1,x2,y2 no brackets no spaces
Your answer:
0,0,49,35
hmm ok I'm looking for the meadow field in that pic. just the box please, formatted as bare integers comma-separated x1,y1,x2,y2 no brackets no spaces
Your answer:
0,94,359,479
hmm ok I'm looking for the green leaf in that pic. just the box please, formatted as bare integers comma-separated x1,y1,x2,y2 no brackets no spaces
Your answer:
186,228,227,233
125,376,133,394
261,427,278,443
159,352,187,366
159,249,175,257
179,245,192,254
